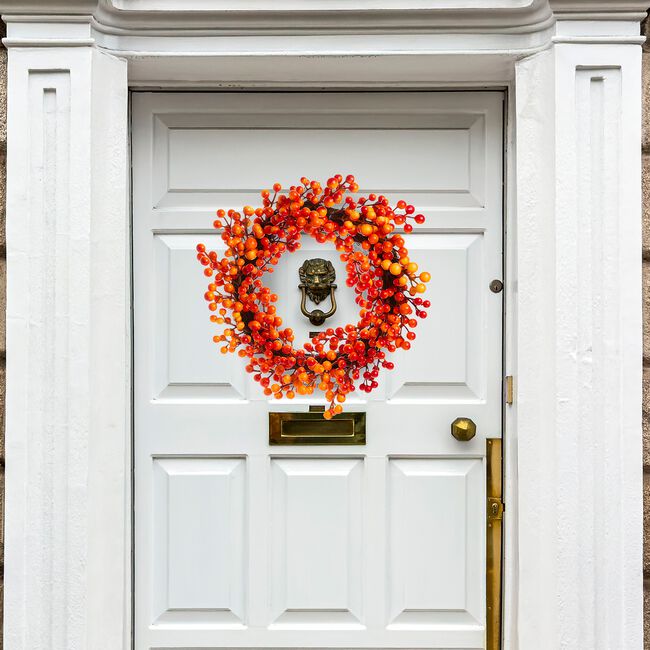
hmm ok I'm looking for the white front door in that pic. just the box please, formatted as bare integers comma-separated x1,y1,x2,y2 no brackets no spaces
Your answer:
132,91,503,649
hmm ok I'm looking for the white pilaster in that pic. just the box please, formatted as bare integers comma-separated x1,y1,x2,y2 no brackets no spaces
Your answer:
3,28,130,650
514,23,643,650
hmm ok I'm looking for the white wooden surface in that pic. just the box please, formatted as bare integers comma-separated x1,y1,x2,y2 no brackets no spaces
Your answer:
512,41,643,649
132,91,503,648
3,44,131,650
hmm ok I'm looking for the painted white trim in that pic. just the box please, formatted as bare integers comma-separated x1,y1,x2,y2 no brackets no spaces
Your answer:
1,0,647,36
4,45,130,650
513,41,643,648
3,39,96,46
0,2,645,649
551,34,646,42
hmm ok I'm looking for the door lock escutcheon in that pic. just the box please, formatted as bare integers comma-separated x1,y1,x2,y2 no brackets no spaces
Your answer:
451,417,477,441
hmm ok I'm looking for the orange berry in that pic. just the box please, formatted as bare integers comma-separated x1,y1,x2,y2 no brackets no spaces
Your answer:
419,272,431,283
389,262,402,276
406,262,418,274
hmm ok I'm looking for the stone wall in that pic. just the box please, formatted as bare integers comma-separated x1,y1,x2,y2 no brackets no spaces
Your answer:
0,23,6,650
636,8,650,647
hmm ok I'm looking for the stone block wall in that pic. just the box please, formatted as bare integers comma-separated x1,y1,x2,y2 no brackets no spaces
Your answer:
0,22,6,650
642,12,650,650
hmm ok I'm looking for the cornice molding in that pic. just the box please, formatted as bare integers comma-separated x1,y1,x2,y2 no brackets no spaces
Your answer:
3,0,646,37
550,0,649,20
549,0,649,11
88,1,554,36
0,0,97,13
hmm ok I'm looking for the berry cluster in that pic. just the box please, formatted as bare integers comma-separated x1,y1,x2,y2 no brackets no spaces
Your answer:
196,174,430,419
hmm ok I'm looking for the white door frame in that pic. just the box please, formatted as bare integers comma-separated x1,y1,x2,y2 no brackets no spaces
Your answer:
1,2,645,649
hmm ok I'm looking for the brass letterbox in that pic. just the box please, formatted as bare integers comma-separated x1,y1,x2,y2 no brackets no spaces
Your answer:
269,411,366,445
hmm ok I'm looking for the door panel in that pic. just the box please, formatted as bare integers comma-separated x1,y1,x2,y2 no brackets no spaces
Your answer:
153,233,247,400
167,128,473,194
383,233,484,401
270,457,364,625
387,458,483,627
152,457,247,627
133,91,503,649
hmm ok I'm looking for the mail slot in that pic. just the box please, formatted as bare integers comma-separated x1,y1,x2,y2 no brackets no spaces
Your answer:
269,411,366,445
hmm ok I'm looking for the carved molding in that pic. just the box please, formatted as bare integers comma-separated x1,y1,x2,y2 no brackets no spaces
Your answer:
0,0,647,39
4,47,130,650
513,43,643,649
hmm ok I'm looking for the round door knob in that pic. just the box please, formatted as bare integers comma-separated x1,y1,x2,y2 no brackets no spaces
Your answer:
451,417,476,441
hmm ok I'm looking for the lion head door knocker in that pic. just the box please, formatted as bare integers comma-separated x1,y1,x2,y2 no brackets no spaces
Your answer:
298,258,337,326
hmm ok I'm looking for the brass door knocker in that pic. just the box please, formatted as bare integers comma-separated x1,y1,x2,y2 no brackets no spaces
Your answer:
299,258,337,326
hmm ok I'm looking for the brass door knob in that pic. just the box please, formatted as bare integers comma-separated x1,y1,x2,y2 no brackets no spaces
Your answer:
451,417,476,441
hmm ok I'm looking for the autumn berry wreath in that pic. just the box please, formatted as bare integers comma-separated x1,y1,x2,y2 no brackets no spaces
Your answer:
196,174,430,419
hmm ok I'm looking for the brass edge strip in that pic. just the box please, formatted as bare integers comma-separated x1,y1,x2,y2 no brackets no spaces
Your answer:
486,438,503,650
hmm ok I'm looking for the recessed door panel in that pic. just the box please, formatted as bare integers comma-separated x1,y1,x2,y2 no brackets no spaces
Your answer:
387,457,483,628
151,457,247,626
385,233,484,402
270,457,363,626
133,91,503,649
153,234,246,400
168,128,473,194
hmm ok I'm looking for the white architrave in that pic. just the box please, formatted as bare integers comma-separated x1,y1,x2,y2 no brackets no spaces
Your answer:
0,2,645,649
3,32,130,650
513,36,643,648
